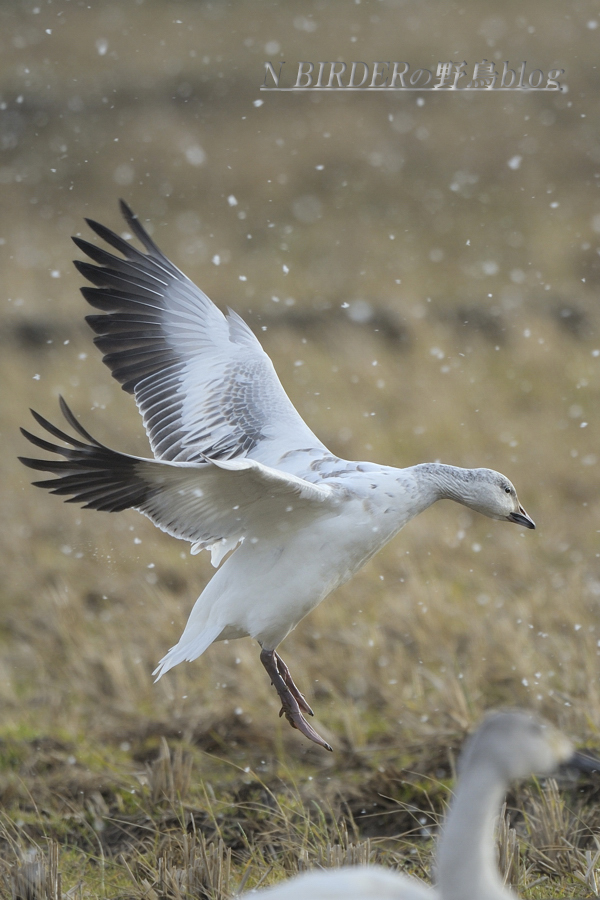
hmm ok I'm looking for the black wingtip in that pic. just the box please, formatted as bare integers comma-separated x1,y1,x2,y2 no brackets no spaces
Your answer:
19,426,59,455
72,235,94,254
58,395,103,446
115,199,164,257
57,394,75,426
73,257,94,276
119,198,136,223
18,455,37,470
82,216,113,238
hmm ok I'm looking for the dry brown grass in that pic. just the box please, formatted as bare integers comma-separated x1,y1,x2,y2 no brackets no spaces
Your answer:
2,0,600,896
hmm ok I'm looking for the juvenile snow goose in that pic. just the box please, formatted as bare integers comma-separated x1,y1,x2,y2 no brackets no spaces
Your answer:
241,710,598,898
19,203,535,750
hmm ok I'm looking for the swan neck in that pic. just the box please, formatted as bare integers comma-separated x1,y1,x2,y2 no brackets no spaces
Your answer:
437,763,516,900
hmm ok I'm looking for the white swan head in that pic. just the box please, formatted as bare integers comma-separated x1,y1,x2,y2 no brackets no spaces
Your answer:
458,710,573,782
459,468,535,529
437,710,598,900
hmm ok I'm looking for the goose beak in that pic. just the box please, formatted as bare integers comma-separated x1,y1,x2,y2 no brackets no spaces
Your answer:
507,505,536,529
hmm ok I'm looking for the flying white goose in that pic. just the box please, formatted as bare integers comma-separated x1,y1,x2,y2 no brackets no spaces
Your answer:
241,710,598,899
19,202,535,750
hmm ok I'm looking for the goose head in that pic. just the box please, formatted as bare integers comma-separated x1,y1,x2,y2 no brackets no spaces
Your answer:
462,469,535,529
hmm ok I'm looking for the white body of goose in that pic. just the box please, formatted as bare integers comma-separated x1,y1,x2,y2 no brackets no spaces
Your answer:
20,203,535,749
243,710,595,898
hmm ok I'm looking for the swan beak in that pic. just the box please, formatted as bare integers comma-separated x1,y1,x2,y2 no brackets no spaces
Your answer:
562,750,600,774
507,505,536,529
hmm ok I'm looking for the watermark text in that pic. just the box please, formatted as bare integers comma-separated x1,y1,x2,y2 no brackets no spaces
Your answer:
261,60,566,92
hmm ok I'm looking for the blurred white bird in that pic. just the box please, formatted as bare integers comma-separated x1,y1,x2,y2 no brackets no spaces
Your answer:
242,865,430,899
20,203,535,750
241,710,598,899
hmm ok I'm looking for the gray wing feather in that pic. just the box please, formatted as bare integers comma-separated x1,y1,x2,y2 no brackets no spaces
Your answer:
19,400,334,566
76,202,327,466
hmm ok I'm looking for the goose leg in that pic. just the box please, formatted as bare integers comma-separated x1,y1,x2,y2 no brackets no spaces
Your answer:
274,651,314,717
260,648,332,751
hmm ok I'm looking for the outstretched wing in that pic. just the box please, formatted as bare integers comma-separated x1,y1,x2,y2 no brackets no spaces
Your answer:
19,399,334,567
73,201,327,466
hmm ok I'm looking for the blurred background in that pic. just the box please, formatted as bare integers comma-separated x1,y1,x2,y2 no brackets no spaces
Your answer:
2,1,600,894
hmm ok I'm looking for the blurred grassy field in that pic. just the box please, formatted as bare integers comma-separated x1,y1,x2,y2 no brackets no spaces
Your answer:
2,0,600,896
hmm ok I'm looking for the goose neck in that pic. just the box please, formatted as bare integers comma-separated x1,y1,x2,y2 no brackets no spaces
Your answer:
412,463,472,505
